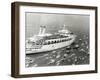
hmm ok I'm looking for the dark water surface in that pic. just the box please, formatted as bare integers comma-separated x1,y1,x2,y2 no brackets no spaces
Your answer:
25,34,89,67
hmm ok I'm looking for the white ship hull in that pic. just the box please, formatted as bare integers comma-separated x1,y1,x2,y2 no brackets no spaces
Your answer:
26,36,75,54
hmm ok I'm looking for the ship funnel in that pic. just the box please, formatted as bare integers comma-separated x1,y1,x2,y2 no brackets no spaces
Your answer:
39,26,42,34
58,24,70,33
39,26,46,34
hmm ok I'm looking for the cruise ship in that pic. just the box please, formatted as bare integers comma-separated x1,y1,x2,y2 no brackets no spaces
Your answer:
26,25,76,54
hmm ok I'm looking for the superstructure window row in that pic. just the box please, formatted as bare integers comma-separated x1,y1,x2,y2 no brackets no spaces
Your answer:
44,38,72,45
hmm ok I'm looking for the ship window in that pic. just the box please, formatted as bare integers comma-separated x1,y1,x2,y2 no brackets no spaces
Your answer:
65,39,67,41
66,38,72,41
70,33,73,34
65,36,68,37
62,40,64,42
44,42,47,45
61,39,64,42
63,39,65,41
49,41,51,44
56,40,58,43
52,41,54,44
58,40,60,42
48,41,51,45
58,40,60,43
44,41,53,45
36,43,40,45
50,41,52,44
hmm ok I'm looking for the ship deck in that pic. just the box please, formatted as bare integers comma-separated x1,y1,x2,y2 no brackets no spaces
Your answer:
43,34,69,40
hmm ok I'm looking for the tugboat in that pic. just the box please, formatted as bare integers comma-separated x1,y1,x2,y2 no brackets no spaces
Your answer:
26,25,76,54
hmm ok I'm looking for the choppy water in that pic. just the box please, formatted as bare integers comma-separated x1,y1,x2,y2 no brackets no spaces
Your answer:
25,34,89,67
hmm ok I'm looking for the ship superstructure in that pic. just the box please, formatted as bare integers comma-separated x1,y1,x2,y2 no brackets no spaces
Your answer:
26,25,76,54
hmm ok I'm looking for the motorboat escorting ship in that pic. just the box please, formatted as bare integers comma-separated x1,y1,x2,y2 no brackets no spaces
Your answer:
26,25,76,54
